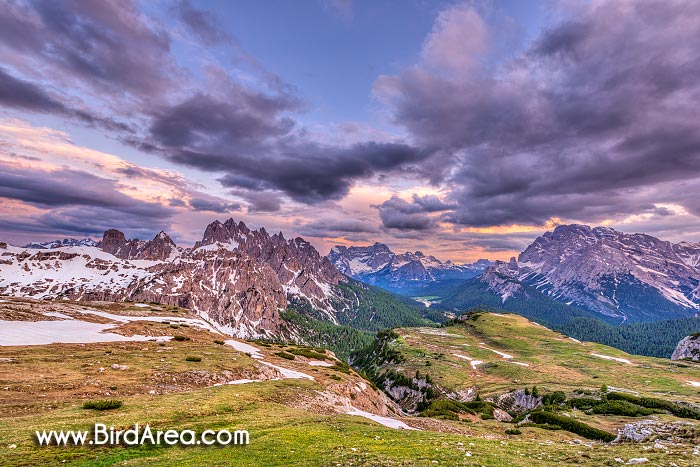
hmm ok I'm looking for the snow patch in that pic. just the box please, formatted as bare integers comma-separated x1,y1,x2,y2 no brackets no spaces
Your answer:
590,353,633,365
308,360,333,367
345,408,417,430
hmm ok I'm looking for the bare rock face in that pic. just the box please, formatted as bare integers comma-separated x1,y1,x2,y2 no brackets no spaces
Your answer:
491,389,542,415
100,230,176,261
194,219,345,319
125,248,288,338
138,231,177,261
672,335,700,361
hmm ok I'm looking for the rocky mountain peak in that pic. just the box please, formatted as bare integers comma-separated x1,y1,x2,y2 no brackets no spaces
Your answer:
483,224,700,322
138,231,177,261
99,229,176,261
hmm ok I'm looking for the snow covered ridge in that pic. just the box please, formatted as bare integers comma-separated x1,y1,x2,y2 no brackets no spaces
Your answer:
480,224,700,322
0,219,354,339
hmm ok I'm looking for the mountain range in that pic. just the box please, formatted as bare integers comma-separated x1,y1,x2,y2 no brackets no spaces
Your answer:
477,225,700,323
0,219,433,341
329,225,700,327
328,242,492,294
4,222,700,345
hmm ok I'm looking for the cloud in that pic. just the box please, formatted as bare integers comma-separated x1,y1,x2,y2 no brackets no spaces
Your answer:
189,197,241,213
0,163,175,238
0,0,173,96
175,0,231,45
419,3,488,76
298,218,380,238
0,67,66,113
243,191,282,213
375,0,700,228
0,1,428,209
0,164,173,216
373,194,454,231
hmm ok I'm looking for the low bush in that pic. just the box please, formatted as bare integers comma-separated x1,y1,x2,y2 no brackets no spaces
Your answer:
505,428,522,435
213,340,225,345
276,351,295,360
528,411,615,441
607,392,700,420
83,400,123,411
590,400,657,417
185,356,202,362
172,335,189,342
288,347,327,360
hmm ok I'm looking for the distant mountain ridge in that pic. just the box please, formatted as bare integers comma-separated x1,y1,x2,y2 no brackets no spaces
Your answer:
328,242,492,294
1,219,435,339
24,238,99,249
477,225,700,323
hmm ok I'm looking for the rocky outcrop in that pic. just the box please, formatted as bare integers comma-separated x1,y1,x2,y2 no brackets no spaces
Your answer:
672,335,700,361
615,419,700,443
491,389,542,415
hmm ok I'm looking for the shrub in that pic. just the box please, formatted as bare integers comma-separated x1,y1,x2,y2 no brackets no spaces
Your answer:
607,392,700,420
276,351,295,360
329,374,342,381
288,347,327,360
505,428,522,435
214,340,225,345
330,361,351,374
83,400,123,411
185,356,202,362
172,335,189,341
542,391,566,405
590,400,656,417
529,411,615,441
568,397,601,410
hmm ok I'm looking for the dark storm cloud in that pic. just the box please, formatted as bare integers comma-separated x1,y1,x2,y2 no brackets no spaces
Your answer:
0,1,426,208
0,67,66,112
189,197,241,213
374,194,454,231
377,0,700,227
298,218,380,238
210,139,426,203
0,164,174,226
242,191,282,213
0,0,173,96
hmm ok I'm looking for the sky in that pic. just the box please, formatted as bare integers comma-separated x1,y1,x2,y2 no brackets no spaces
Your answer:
1,0,700,262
